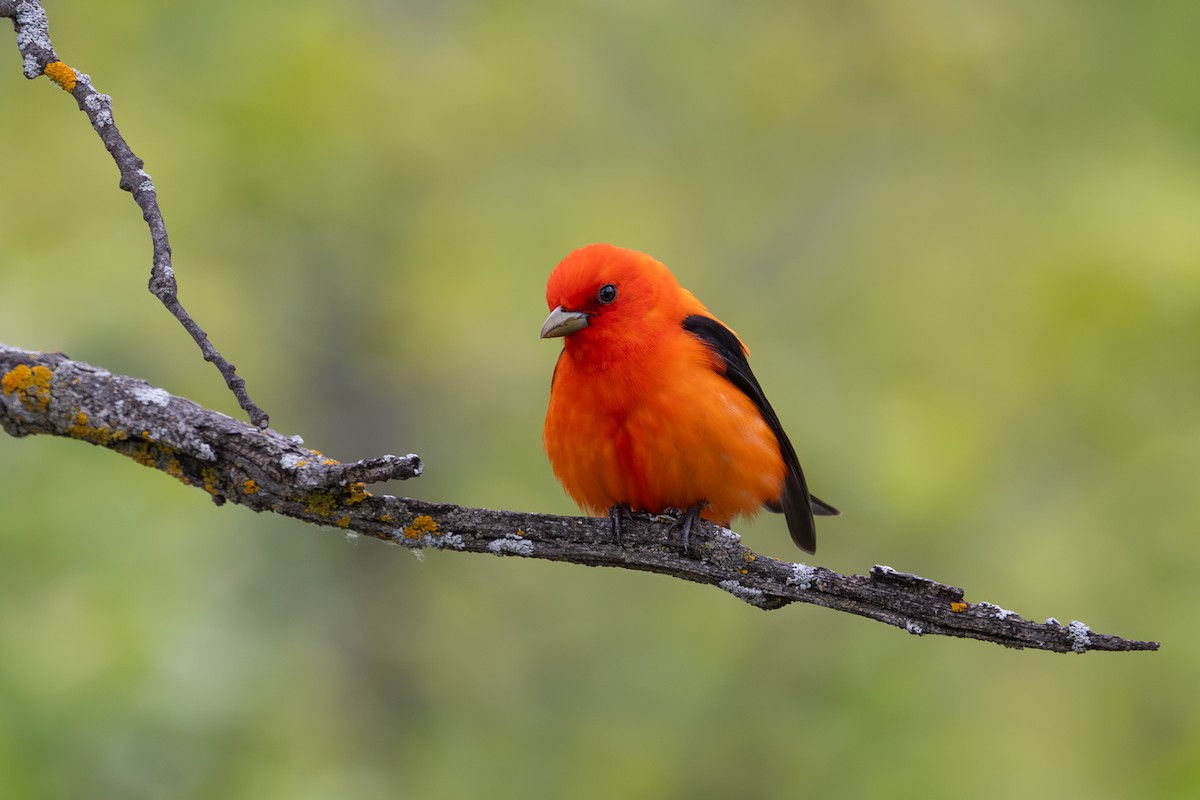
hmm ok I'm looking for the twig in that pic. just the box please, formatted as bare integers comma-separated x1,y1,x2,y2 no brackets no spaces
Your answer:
3,0,269,428
0,344,1160,654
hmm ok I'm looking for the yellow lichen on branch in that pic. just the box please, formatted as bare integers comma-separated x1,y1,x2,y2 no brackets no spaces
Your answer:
43,60,77,93
67,410,126,445
403,514,439,539
1,364,53,413
305,491,338,518
200,467,221,497
347,482,371,504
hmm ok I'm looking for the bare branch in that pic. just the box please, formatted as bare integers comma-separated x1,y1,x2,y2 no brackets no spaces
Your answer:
3,0,269,428
0,344,1159,654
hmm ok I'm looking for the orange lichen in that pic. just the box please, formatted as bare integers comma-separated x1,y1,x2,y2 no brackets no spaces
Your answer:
123,441,157,469
44,61,77,93
950,601,969,613
200,467,221,496
0,365,27,394
402,514,439,539
305,491,338,518
242,479,259,495
116,439,183,477
2,364,53,412
379,512,394,524
165,458,188,483
300,484,372,520
67,410,126,445
346,482,371,505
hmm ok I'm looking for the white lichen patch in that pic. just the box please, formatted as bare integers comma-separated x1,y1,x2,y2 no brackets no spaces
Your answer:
131,384,171,407
280,453,306,469
387,529,463,553
91,107,113,130
488,533,533,556
82,91,113,129
719,579,767,607
787,563,816,590
978,601,1018,620
15,2,51,54
417,531,464,550
716,528,742,544
906,621,924,636
389,529,454,552
1067,620,1092,654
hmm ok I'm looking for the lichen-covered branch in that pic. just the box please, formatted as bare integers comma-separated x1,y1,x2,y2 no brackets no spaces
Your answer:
3,0,269,428
0,344,1160,655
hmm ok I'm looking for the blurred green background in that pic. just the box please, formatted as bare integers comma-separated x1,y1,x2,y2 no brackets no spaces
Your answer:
2,1,1197,797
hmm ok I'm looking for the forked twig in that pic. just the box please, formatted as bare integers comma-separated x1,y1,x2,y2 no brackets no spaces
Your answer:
3,0,269,428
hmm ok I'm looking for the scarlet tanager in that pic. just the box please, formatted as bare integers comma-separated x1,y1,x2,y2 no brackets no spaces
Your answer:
540,243,837,554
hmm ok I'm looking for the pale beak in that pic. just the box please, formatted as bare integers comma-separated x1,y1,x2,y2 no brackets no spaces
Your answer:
540,305,590,339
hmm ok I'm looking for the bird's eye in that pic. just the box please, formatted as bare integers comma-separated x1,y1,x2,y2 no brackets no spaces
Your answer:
597,284,618,305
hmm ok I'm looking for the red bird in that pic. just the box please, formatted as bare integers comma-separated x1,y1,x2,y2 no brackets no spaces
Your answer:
540,243,837,553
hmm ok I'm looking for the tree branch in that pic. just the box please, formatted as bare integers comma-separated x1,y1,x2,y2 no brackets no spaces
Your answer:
3,0,269,428
1,344,1159,654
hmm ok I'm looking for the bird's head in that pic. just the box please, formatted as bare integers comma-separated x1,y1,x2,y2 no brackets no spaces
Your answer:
540,243,687,348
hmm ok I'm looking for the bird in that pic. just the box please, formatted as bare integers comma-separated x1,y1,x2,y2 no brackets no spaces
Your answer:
540,243,837,554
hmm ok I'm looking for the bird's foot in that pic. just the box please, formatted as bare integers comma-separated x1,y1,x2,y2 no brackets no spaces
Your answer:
607,503,632,547
671,503,707,555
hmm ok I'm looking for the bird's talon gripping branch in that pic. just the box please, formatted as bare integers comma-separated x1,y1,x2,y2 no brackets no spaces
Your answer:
670,503,707,555
607,503,631,547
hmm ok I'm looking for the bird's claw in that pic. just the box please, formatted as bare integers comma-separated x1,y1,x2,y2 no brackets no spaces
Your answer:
608,503,704,554
608,503,631,547
671,503,707,556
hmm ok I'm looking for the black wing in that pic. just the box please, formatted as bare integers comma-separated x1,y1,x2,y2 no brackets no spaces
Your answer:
682,314,837,554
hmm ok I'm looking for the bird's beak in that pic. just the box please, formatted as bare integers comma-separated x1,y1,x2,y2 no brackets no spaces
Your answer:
540,305,590,339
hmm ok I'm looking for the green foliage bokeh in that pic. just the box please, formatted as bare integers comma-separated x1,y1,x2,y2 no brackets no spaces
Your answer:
2,2,1197,798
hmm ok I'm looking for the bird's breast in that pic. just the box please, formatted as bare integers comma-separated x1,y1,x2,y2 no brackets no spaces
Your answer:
544,336,785,522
